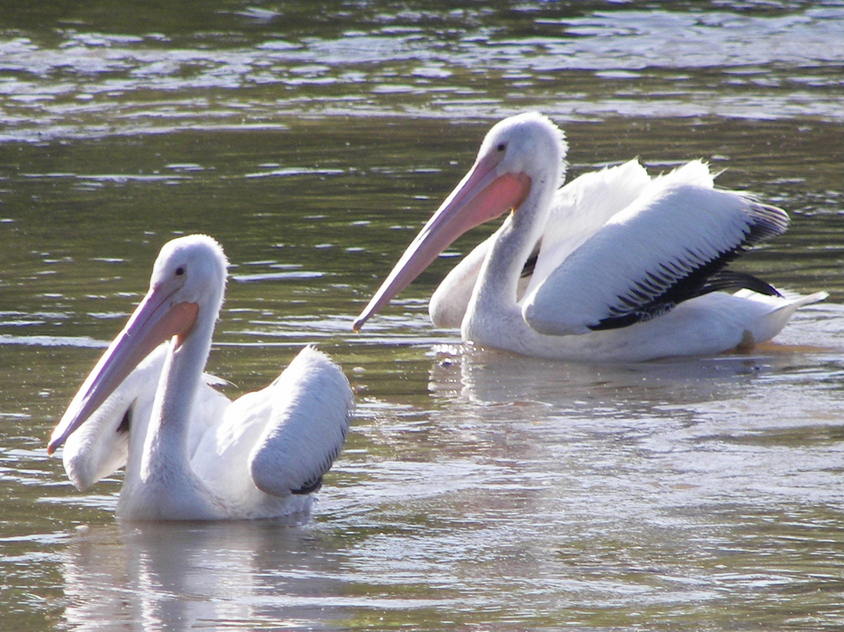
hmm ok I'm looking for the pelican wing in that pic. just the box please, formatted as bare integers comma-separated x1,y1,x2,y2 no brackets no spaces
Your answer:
522,183,789,335
61,345,169,491
248,346,353,497
430,160,654,329
61,344,230,491
62,390,131,491
527,159,654,297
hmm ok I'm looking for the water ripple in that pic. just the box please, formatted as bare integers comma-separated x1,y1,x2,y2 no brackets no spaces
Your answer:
2,3,844,143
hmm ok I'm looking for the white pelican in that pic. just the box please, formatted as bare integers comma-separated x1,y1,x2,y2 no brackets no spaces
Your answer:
353,112,825,362
48,235,353,521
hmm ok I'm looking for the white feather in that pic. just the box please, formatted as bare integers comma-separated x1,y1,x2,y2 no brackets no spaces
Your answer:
63,345,229,491
362,113,825,361
523,183,787,335
53,235,354,520
249,346,352,496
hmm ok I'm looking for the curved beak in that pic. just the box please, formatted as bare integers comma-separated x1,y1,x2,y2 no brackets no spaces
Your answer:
47,283,198,454
353,153,531,330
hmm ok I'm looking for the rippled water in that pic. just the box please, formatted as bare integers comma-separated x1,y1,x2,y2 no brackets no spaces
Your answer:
2,0,844,144
2,2,844,630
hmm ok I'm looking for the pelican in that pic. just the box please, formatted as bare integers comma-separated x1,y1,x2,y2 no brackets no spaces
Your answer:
353,112,825,362
48,235,353,521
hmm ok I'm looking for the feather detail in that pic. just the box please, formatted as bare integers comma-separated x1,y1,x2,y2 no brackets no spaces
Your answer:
523,184,789,335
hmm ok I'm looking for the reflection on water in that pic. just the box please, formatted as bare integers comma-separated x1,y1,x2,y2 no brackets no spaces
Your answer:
51,380,844,630
2,0,844,630
61,521,345,631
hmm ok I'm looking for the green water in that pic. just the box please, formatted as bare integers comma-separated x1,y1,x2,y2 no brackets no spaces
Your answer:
2,2,844,630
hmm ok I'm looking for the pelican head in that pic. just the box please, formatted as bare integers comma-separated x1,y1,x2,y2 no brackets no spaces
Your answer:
353,112,568,330
476,112,567,188
48,235,228,454
151,235,228,309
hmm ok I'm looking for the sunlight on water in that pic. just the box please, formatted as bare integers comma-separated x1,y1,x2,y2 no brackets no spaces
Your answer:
1,1,844,143
1,1,844,630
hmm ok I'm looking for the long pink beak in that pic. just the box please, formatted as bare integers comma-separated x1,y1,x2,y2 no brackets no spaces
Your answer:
353,153,531,330
48,284,198,454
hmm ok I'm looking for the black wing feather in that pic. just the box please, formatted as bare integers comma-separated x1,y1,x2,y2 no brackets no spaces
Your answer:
289,425,347,495
697,270,781,298
590,201,787,332
520,243,540,279
117,404,132,434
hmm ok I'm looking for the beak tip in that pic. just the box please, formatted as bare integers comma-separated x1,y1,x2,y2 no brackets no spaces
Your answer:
47,426,68,455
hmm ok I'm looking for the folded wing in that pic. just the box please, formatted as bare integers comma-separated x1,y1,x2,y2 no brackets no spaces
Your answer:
523,183,789,335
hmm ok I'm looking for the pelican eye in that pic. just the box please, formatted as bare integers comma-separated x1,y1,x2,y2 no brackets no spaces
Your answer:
175,266,185,276
496,142,507,152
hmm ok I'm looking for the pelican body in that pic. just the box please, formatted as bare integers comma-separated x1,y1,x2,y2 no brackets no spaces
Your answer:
354,112,825,362
49,235,353,521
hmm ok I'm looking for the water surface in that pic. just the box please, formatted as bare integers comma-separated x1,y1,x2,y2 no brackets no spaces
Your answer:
2,2,844,630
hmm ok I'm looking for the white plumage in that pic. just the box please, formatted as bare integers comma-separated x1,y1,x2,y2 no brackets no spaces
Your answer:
523,180,788,335
354,112,825,361
50,235,353,520
61,344,229,492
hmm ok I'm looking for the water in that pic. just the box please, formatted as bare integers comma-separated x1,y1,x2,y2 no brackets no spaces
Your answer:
2,1,844,629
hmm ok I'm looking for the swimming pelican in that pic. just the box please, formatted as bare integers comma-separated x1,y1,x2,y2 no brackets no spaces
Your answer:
48,235,353,520
353,112,825,361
